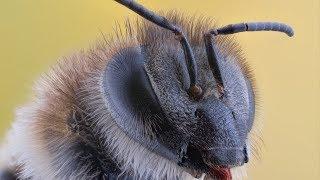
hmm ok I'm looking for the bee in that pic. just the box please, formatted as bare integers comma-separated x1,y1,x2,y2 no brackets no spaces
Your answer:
0,0,293,179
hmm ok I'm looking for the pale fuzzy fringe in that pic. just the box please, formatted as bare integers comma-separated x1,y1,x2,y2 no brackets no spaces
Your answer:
8,103,54,180
7,103,108,180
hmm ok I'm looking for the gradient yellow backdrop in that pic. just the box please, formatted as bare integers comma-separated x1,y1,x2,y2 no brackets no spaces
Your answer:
0,0,319,179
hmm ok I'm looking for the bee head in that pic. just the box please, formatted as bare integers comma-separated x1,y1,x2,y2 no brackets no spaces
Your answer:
103,15,258,176
101,1,294,178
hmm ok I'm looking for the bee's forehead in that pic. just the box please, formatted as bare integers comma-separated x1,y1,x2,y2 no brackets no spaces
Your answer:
142,43,250,98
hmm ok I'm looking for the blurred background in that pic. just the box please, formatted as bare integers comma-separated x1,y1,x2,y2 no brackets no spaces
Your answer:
0,0,319,179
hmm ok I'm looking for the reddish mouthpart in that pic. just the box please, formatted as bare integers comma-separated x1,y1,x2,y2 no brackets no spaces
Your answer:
211,167,232,180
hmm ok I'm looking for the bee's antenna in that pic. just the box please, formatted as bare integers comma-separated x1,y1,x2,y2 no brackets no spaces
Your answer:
212,22,294,37
114,0,202,99
204,34,225,97
205,22,294,97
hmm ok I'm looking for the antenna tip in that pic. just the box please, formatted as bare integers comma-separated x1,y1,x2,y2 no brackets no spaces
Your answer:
288,32,294,37
286,25,295,37
287,29,294,37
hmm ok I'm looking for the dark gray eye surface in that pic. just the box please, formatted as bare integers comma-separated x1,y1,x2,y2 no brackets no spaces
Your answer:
104,47,163,127
103,46,181,161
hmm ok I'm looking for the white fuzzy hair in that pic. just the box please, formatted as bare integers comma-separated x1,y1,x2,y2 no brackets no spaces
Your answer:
3,103,56,180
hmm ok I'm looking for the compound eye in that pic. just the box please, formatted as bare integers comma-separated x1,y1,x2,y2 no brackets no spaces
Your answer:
104,47,164,135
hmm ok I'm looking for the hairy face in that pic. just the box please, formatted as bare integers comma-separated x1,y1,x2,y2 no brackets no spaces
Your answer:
144,41,256,168
103,14,256,177
100,1,292,178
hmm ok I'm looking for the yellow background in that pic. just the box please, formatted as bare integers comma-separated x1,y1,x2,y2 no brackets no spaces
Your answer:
0,0,319,179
